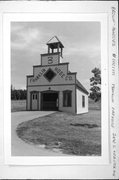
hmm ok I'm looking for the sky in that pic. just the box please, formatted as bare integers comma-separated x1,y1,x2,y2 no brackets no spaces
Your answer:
11,22,101,91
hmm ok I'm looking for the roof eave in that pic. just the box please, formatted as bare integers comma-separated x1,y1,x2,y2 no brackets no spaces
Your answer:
76,85,89,95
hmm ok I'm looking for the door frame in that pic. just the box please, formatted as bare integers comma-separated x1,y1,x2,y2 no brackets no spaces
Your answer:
40,90,59,111
30,91,39,110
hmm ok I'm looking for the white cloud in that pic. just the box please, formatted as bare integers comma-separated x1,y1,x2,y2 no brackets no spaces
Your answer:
11,24,42,51
64,42,100,55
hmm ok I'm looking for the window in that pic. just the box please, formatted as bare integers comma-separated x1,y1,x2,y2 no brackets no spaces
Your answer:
35,94,37,99
33,94,34,100
82,95,85,107
63,90,72,107
32,93,37,100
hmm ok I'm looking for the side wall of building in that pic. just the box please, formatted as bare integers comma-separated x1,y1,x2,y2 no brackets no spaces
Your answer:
76,89,88,114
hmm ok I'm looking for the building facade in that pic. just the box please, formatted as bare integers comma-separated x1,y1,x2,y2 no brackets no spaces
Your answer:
26,36,88,114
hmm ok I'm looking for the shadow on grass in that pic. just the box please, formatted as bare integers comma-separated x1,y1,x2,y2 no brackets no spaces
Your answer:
70,123,99,128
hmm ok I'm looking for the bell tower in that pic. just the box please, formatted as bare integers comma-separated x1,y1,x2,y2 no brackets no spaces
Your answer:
41,36,64,66
47,36,64,58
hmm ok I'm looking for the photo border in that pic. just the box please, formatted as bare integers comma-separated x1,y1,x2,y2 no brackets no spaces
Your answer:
0,1,118,179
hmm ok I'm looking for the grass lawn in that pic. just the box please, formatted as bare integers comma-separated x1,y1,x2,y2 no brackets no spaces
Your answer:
16,99,101,156
11,100,26,112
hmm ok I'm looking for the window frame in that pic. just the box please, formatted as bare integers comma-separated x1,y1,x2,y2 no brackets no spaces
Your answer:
32,94,34,100
63,90,72,107
32,92,38,100
35,94,37,100
82,95,85,108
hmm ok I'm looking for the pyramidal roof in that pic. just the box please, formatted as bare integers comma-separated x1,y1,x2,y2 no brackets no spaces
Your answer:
47,36,64,48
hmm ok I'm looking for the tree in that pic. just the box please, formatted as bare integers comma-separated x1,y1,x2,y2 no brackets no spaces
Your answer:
11,85,27,100
90,67,101,102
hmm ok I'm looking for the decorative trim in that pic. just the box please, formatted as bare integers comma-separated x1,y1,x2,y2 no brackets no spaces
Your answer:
27,83,75,87
40,90,59,93
63,89,72,92
30,90,39,93
43,68,57,82
33,62,69,68
76,85,89,95
41,52,60,56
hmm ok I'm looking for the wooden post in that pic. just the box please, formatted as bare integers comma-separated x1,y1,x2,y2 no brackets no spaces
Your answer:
61,47,63,57
48,46,50,53
57,43,59,53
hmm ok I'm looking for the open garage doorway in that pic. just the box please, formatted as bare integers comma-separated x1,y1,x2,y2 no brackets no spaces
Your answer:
41,91,59,111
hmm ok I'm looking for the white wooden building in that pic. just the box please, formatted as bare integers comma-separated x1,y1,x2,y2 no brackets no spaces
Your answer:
26,36,88,114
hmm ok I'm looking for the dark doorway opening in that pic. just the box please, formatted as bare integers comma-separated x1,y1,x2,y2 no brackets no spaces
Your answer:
41,91,58,111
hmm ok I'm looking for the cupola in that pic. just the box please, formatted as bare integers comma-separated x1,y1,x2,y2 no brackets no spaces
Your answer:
46,36,64,57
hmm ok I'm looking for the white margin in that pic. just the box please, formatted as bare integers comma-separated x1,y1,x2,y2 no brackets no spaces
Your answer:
0,1,118,179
